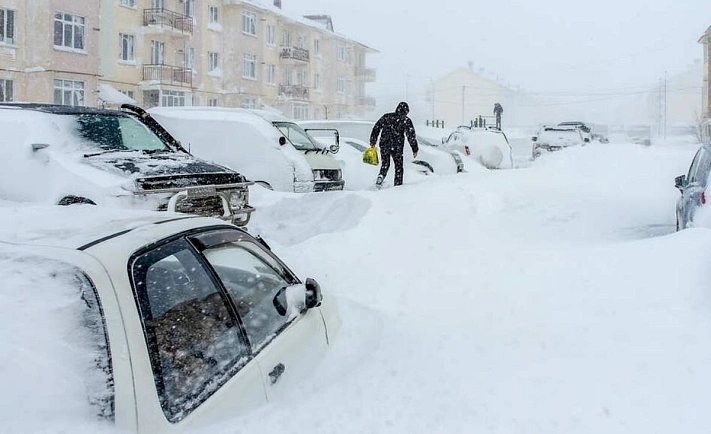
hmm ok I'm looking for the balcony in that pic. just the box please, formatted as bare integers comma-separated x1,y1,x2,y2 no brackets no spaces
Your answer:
143,8,193,34
143,64,193,87
355,67,376,82
280,47,310,63
280,85,309,101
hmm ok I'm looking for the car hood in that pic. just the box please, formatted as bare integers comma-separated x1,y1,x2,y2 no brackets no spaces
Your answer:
302,151,341,171
85,151,246,191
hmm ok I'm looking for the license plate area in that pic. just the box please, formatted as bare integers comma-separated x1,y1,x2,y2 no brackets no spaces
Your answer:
187,186,217,197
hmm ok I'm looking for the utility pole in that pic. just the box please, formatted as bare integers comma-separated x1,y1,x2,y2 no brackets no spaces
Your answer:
431,79,435,121
664,71,668,140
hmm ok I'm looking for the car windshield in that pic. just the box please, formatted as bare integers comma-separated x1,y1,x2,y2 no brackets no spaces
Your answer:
72,113,170,153
273,122,321,151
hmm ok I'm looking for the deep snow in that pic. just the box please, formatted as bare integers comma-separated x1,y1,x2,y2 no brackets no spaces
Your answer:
2,133,711,433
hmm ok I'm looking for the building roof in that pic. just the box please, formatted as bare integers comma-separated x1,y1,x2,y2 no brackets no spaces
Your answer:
699,26,711,43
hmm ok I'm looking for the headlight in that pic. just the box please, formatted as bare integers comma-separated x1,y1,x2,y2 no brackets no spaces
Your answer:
228,190,248,209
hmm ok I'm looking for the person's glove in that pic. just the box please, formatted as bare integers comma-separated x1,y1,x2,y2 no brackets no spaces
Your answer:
413,151,418,158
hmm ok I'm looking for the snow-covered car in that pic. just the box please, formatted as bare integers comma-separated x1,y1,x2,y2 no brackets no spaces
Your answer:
149,107,344,193
531,126,589,159
557,121,593,142
0,205,339,433
674,143,711,230
441,125,513,169
0,103,254,225
298,120,463,175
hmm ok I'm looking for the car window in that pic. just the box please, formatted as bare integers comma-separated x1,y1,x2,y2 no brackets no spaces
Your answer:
203,241,299,352
688,148,711,185
74,114,169,152
132,238,249,422
273,122,320,151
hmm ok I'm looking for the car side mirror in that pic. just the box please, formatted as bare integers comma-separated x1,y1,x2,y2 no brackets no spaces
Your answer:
273,284,306,317
675,175,687,190
31,143,50,152
584,138,590,143
305,277,322,309
532,137,538,142
278,136,287,146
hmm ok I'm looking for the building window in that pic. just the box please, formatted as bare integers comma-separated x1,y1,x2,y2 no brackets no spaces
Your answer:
118,33,135,61
53,79,85,106
282,67,292,86
184,47,195,71
242,54,256,79
161,90,186,107
282,30,291,47
313,74,321,91
336,45,345,61
208,98,218,107
266,25,275,46
119,89,134,100
313,39,320,56
267,64,276,84
292,103,309,120
54,12,85,51
152,0,164,9
119,0,136,7
150,40,164,64
336,76,345,94
0,79,13,102
184,0,195,18
242,11,256,36
208,6,218,24
208,52,219,72
0,8,16,45
241,98,257,109
296,35,306,49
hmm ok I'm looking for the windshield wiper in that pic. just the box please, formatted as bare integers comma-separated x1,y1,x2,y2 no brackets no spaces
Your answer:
83,149,136,158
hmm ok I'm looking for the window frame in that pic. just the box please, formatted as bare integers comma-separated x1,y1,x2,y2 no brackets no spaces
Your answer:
53,11,86,51
208,6,219,24
119,0,136,7
266,64,276,85
336,44,345,61
0,78,14,102
118,33,135,62
241,11,257,36
266,25,275,46
0,8,16,45
208,51,219,72
242,54,257,80
336,76,345,94
53,78,85,106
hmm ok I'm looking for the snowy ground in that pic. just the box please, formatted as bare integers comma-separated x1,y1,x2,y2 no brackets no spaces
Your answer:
4,136,711,433
211,139,711,433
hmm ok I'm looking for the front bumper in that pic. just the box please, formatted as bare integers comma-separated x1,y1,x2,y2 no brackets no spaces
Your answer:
137,182,255,226
313,180,345,192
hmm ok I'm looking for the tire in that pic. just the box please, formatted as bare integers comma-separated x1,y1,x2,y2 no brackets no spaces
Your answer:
58,195,96,206
412,160,434,174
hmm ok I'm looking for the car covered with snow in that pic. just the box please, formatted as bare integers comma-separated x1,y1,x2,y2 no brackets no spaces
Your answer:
557,121,593,142
674,143,711,230
149,107,344,193
298,120,463,175
531,126,589,159
441,125,513,169
0,103,254,225
0,205,339,433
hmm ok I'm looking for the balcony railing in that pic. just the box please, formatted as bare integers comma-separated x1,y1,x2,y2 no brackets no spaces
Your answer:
357,96,376,107
355,67,376,82
143,8,193,34
143,64,193,87
280,85,309,100
280,47,310,62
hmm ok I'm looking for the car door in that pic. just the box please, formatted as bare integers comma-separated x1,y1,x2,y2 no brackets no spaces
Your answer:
194,230,329,402
680,148,711,227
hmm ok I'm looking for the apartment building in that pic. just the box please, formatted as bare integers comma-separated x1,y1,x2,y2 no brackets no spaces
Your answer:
1,0,101,105
0,0,377,120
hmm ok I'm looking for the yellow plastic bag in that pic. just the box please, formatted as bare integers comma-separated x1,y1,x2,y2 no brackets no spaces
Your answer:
362,147,379,165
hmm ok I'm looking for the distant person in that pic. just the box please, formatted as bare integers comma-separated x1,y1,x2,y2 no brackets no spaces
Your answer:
494,102,503,129
370,102,418,188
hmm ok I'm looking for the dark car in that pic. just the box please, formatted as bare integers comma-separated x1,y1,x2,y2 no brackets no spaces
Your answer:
0,103,255,225
674,143,711,230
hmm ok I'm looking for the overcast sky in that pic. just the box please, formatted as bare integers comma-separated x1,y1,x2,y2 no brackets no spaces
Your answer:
285,0,710,115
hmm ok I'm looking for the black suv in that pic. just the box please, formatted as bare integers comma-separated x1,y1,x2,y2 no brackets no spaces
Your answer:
0,103,255,225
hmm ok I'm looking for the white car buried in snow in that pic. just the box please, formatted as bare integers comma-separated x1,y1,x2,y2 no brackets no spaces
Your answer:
0,205,339,433
441,125,514,169
531,126,589,159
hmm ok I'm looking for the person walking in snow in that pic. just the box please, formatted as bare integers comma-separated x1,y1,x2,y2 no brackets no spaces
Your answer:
493,102,503,129
370,102,418,188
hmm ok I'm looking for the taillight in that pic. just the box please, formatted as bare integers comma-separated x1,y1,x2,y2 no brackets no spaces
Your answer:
702,191,707,205
464,145,471,156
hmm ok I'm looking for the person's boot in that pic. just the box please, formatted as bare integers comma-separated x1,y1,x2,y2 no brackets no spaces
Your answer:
375,175,384,189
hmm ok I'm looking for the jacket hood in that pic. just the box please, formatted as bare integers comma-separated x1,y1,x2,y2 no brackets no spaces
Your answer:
395,102,409,116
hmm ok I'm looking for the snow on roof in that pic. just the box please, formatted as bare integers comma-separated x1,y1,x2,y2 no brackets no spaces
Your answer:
238,0,378,52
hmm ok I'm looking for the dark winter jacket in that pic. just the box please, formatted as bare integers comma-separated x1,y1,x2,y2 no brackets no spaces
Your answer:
370,102,418,154
494,103,503,116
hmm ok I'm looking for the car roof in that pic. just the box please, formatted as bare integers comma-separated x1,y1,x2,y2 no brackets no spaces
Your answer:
0,102,128,116
0,205,219,250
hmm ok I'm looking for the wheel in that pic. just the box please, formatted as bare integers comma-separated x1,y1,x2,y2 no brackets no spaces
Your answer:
58,195,96,206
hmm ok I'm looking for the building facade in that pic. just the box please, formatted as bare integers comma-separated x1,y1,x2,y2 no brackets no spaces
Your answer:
0,0,378,119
